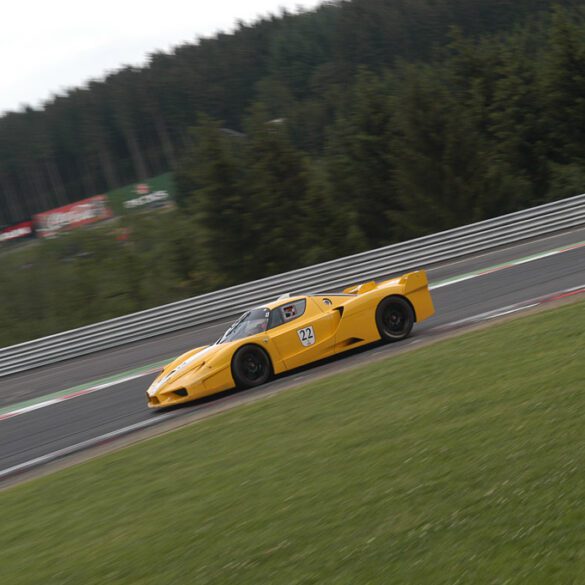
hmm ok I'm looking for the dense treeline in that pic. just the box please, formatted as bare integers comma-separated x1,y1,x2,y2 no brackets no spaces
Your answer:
3,1,585,346
175,5,585,280
0,0,580,225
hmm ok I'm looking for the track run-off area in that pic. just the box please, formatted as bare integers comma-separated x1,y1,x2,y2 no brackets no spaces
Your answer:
1,227,584,483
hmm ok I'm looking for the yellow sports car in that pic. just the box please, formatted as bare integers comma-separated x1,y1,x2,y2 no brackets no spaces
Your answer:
147,270,434,408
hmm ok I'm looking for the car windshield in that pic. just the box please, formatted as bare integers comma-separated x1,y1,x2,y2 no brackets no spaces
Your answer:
218,308,270,343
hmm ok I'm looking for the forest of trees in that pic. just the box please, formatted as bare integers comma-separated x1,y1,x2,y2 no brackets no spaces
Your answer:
2,0,585,346
1,0,583,225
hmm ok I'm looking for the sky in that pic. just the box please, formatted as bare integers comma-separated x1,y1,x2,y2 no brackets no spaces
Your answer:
1,0,324,115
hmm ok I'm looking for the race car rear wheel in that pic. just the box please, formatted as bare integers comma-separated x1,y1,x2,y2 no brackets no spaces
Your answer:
376,296,414,342
231,345,272,389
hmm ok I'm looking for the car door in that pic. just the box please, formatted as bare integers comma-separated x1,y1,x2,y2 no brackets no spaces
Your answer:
268,298,341,370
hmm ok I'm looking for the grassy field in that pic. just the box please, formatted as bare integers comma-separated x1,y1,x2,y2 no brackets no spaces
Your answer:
1,300,584,584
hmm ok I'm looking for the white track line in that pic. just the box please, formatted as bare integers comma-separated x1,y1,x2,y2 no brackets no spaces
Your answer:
0,414,174,481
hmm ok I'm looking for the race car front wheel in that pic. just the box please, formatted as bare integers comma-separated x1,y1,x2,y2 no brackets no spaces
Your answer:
376,296,414,342
231,345,272,388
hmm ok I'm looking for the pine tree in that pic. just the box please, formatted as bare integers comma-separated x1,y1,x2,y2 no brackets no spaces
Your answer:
300,162,362,264
390,64,518,236
325,69,397,248
242,108,312,276
176,117,252,285
540,7,585,199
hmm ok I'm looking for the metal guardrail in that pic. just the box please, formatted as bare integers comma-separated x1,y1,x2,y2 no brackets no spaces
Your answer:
1,193,585,377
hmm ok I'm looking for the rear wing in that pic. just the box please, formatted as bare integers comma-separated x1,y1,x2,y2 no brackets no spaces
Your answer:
343,270,429,295
395,270,429,294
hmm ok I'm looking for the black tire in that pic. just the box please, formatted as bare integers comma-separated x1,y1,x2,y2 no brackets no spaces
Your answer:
231,345,272,388
376,296,414,342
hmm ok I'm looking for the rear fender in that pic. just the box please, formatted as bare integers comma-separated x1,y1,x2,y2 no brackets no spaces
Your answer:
374,271,434,322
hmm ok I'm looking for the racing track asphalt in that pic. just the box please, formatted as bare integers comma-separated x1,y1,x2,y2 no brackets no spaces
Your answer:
1,226,584,481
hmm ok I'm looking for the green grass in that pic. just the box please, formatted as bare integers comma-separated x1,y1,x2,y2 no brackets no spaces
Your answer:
1,301,584,584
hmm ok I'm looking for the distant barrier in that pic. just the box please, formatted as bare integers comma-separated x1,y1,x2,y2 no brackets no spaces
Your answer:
1,193,584,377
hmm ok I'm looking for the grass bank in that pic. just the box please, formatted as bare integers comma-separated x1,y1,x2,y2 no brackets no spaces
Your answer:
1,300,584,584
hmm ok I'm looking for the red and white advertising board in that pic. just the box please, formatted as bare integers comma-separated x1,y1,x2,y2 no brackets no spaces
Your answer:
34,195,113,238
0,221,34,243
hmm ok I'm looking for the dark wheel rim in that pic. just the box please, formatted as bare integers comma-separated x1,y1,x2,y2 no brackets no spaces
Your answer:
382,304,409,335
241,351,266,382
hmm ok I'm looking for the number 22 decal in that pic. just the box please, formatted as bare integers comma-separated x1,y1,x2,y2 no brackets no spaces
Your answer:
297,326,315,347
